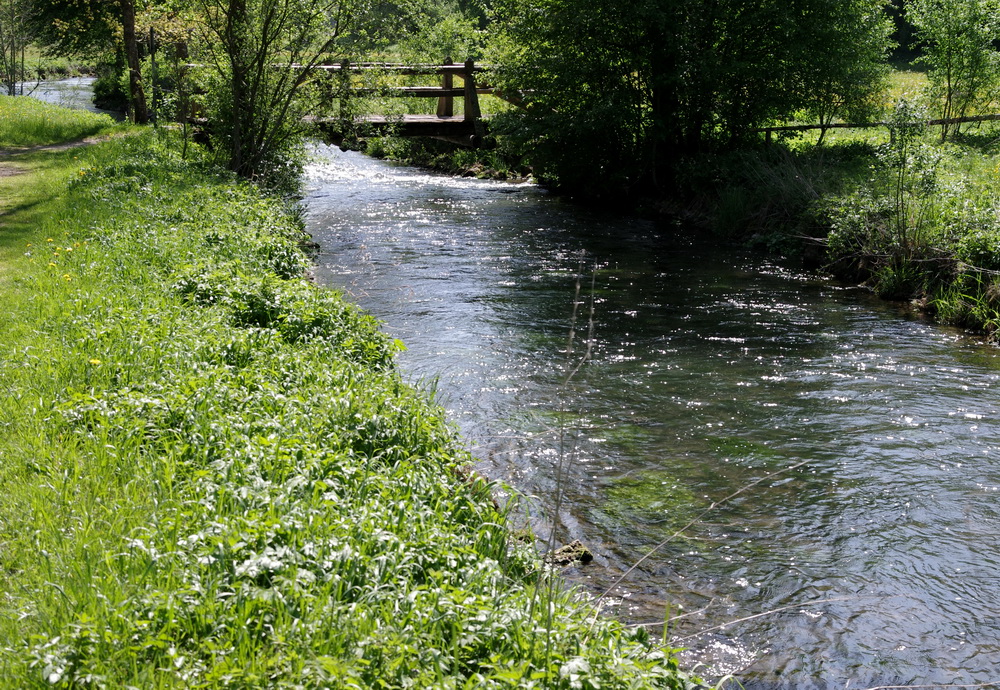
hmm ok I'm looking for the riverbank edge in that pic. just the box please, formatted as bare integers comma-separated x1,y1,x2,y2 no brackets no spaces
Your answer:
0,125,700,687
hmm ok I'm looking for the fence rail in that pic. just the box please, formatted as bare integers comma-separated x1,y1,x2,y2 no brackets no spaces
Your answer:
759,113,1000,140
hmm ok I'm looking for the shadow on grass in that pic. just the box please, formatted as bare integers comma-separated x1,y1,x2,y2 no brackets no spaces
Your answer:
0,147,85,252
0,197,51,248
950,127,1000,154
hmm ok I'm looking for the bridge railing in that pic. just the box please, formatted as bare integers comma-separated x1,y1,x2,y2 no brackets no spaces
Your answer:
307,59,493,145
309,59,490,122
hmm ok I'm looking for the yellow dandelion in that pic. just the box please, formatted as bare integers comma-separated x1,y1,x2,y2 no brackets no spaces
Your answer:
48,262,56,267
88,359,102,366
46,238,53,243
63,274,72,281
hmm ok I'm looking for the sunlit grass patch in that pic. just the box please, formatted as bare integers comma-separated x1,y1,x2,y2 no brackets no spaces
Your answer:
886,69,929,103
0,96,116,148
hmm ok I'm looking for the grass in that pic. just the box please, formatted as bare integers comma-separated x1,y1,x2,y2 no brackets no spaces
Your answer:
0,95,117,148
0,110,698,687
698,66,1000,338
19,45,95,79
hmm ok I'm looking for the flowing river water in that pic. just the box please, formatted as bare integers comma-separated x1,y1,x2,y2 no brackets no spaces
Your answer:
317,146,1000,686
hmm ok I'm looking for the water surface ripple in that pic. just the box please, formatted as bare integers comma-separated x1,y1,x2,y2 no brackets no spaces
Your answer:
304,145,1000,688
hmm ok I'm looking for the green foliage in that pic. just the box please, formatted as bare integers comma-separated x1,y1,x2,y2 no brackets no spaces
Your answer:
91,55,130,112
0,129,699,688
395,1,485,63
486,0,652,195
825,98,941,272
486,0,895,197
819,103,1000,334
907,0,1000,138
930,272,1000,333
196,0,325,187
795,0,894,144
28,0,121,60
0,0,32,95
196,0,449,187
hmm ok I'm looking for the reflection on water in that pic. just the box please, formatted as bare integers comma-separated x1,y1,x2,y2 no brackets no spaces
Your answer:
304,144,1000,688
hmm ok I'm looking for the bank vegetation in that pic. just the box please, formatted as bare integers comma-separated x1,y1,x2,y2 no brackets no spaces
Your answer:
0,97,702,688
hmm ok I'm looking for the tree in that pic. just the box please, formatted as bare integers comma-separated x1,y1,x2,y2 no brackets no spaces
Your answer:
907,0,1000,139
486,0,895,195
29,0,120,58
197,0,434,186
794,0,894,144
197,0,345,185
120,0,149,122
486,0,653,194
0,0,32,95
29,0,149,120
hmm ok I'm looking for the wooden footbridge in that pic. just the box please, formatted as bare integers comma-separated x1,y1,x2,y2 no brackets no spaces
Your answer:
311,60,495,148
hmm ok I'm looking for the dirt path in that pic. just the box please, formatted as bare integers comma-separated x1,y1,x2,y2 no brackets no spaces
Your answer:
0,136,105,157
0,136,107,178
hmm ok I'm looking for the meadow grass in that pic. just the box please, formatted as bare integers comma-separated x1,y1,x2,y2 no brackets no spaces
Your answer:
0,95,116,148
19,45,94,79
712,67,1000,338
0,118,697,687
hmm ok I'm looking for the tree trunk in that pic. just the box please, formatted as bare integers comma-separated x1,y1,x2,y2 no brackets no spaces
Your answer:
120,0,148,124
225,0,248,175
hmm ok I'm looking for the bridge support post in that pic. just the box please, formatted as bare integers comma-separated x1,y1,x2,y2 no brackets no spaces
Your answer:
437,57,454,117
339,59,351,120
463,59,486,144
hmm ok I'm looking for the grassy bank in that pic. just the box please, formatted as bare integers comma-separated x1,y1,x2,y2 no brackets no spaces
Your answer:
818,111,1000,336
0,101,697,687
686,75,1000,338
19,46,95,80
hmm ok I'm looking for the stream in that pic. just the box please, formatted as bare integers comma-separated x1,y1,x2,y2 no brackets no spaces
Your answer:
23,76,122,119
304,144,1000,688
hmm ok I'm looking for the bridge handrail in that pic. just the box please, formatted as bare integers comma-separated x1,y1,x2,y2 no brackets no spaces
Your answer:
300,62,491,76
182,62,490,74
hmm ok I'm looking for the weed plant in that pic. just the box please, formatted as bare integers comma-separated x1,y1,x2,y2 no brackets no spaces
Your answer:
0,128,697,688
